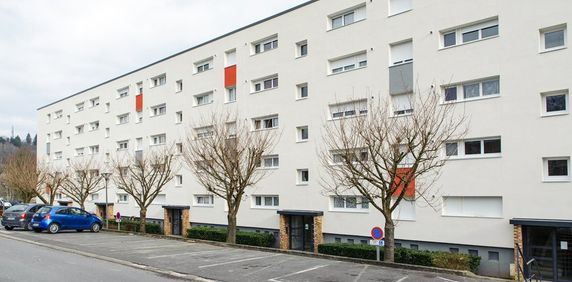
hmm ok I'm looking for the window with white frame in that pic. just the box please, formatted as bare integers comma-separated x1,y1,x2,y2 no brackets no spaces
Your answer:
297,83,308,99
89,145,99,155
225,49,236,66
442,196,502,218
441,18,499,48
66,137,70,145
46,114,51,123
253,115,279,130
543,157,570,182
54,151,63,160
75,125,84,134
54,131,62,139
75,102,85,112
151,134,166,145
390,40,413,66
226,87,236,103
46,133,51,142
176,111,183,123
252,75,278,92
392,199,416,220
253,195,279,208
329,99,368,119
257,155,279,169
66,115,70,124
105,103,110,113
389,0,412,16
117,86,129,98
150,104,166,117
117,194,129,203
105,128,110,138
55,110,63,119
150,74,166,88
194,91,213,106
443,77,500,102
329,4,366,30
296,126,309,142
297,169,309,184
330,150,368,164
136,82,143,94
75,147,85,156
194,195,214,206
392,93,413,116
296,40,308,57
253,35,278,54
195,126,214,139
135,137,143,151
226,122,237,138
176,80,183,92
90,97,100,108
89,121,99,131
540,24,567,52
445,137,501,158
176,143,183,154
117,113,129,124
90,193,99,202
329,51,367,74
152,194,166,205
136,112,143,123
195,57,213,73
117,140,128,151
541,89,568,116
331,196,369,210
174,174,182,186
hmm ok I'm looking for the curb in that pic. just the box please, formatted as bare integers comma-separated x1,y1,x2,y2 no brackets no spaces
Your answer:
102,229,510,281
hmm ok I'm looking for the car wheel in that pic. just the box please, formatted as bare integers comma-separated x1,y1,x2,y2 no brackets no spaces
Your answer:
90,223,101,233
76,229,83,232
47,223,60,234
25,222,33,231
4,226,13,231
33,228,42,233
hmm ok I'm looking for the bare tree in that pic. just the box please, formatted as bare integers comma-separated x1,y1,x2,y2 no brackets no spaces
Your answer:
61,158,104,209
44,169,69,205
182,114,278,244
112,146,178,233
2,148,47,203
320,88,468,262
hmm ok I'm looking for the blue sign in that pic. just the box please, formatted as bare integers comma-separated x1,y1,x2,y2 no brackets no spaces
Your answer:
371,226,384,240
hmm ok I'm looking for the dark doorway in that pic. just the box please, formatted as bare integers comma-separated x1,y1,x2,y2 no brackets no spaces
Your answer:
289,215,314,252
171,209,182,236
525,226,572,281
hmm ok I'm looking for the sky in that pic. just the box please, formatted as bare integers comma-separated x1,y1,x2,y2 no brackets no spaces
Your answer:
0,0,309,138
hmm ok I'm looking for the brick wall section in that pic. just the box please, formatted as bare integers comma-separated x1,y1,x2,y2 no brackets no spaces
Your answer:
279,215,289,250
513,224,523,281
313,215,323,254
106,204,114,219
163,209,172,236
182,209,191,235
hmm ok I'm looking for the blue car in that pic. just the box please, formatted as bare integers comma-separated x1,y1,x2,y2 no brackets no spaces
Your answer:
31,206,102,234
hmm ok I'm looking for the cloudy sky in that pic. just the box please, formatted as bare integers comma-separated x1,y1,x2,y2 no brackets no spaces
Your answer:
0,0,308,138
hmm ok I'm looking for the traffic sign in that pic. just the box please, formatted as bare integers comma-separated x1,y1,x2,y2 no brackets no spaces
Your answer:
116,212,121,223
369,239,385,246
371,226,384,240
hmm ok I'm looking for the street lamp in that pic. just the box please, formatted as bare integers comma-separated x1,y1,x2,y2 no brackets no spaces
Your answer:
101,172,112,229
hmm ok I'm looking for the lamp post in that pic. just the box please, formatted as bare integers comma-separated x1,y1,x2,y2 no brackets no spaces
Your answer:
101,172,112,229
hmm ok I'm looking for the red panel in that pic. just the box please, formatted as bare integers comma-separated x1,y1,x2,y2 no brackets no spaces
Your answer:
224,65,237,88
392,168,415,198
136,94,143,112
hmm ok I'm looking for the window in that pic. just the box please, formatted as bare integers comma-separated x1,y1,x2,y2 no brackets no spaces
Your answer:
445,137,501,158
392,199,416,220
226,122,237,138
175,175,183,186
117,87,129,98
89,121,99,131
151,134,166,145
89,145,99,155
443,77,500,102
176,80,183,92
257,155,279,169
194,195,214,206
66,137,70,145
46,114,51,123
390,40,413,65
54,151,63,160
176,143,183,154
442,196,503,218
540,24,567,52
75,102,85,112
331,196,369,210
150,104,166,117
66,115,70,124
176,111,183,124
117,140,128,151
90,97,100,108
392,94,414,116
297,83,308,99
329,51,367,74
543,157,570,182
335,238,342,243
75,147,85,156
253,75,278,92
105,128,110,138
541,89,568,116
329,99,368,119
225,49,236,66
117,194,129,203
488,251,500,261
253,115,279,130
329,4,366,30
90,193,99,202
75,125,84,134
253,35,278,54
117,113,129,125
226,87,236,103
389,0,412,16
195,126,214,139
195,58,213,73
253,195,279,208
54,110,63,119
297,169,309,184
105,103,110,113
150,74,166,88
297,126,309,142
296,40,308,57
441,18,499,48
468,249,479,257
450,248,459,253
194,92,213,106
54,131,62,139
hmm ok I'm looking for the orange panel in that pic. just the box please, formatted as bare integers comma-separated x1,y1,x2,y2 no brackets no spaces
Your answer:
224,65,237,88
136,94,143,112
392,167,415,198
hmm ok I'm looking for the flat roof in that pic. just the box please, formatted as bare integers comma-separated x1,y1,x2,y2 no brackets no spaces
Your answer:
37,0,318,111
277,210,324,216
510,218,572,228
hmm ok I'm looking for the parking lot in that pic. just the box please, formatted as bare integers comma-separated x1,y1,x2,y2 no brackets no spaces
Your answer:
0,228,493,282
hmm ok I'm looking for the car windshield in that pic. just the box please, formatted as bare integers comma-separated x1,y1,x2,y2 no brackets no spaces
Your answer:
37,207,52,214
5,205,28,212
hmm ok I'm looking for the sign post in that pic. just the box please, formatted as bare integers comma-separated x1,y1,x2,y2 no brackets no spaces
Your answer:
370,226,384,261
116,212,121,231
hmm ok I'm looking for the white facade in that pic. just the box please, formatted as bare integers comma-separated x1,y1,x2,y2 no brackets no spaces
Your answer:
37,0,572,278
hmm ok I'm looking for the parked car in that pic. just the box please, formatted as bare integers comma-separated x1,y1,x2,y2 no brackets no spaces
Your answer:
1,204,45,230
31,206,102,234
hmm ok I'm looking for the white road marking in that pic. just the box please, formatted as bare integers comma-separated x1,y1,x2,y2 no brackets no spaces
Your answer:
268,264,329,282
353,265,369,282
437,277,459,282
147,250,223,259
198,254,281,269
81,239,151,246
242,258,293,277
111,244,186,252
395,276,408,282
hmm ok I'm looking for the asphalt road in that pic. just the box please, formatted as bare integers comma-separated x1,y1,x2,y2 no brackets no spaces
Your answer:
0,228,495,282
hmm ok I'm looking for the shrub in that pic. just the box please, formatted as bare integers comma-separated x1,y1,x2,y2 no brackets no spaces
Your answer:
108,219,162,234
186,227,275,247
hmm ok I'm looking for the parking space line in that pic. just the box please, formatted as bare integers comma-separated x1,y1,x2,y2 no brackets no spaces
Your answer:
147,250,224,259
437,277,459,282
110,243,185,252
80,239,152,246
242,258,293,277
198,254,281,269
353,265,369,282
268,264,329,282
395,276,408,282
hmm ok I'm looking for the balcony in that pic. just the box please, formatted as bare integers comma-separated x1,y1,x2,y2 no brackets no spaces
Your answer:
389,62,413,95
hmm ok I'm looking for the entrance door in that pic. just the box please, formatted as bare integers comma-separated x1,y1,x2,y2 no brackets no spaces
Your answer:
171,209,182,236
526,227,572,281
289,216,314,252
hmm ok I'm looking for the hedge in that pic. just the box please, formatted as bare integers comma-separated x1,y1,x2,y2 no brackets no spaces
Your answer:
108,219,162,234
186,227,275,247
317,243,481,273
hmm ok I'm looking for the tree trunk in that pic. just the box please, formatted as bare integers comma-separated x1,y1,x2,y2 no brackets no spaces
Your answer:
79,200,85,210
227,212,237,244
140,209,147,234
384,219,396,262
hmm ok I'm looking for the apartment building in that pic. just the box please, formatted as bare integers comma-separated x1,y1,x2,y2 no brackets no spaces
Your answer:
37,0,572,279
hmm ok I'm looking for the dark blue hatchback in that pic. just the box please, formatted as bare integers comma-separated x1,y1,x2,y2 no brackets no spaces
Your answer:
31,206,102,234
